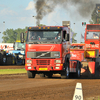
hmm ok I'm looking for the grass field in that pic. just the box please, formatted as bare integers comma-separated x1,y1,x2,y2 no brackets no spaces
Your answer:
0,69,27,74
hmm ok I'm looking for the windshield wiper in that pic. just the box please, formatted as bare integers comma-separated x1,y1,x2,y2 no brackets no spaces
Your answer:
34,42,39,44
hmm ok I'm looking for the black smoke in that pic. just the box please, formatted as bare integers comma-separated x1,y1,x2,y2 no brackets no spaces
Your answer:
35,0,100,25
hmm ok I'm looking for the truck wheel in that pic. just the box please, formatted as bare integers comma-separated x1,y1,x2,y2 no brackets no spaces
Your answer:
76,62,81,78
76,67,81,78
27,71,36,78
61,66,69,79
22,59,25,65
46,73,53,78
15,59,18,65
40,74,45,77
94,62,99,79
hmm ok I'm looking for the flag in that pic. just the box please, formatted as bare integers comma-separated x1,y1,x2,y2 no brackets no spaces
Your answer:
70,38,73,44
70,31,74,44
81,34,84,39
71,32,74,38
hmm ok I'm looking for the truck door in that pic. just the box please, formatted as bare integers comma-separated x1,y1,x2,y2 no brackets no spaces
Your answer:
62,30,69,61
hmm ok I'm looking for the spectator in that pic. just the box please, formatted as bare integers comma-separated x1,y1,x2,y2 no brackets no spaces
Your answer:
93,33,99,39
31,32,38,40
55,33,61,39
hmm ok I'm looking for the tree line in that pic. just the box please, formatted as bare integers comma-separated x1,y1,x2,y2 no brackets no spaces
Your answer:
2,27,28,43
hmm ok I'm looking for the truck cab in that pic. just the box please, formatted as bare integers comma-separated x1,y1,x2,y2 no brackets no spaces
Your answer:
85,24,100,55
23,23,70,78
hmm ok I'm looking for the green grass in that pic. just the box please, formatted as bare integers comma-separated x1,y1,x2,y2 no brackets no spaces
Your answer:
86,96,100,100
0,69,27,74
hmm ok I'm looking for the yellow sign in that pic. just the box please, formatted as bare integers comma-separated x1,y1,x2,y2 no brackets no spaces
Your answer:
86,51,95,57
98,10,100,12
39,68,48,70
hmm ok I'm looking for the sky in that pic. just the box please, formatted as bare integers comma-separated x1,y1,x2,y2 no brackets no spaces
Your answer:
0,0,91,43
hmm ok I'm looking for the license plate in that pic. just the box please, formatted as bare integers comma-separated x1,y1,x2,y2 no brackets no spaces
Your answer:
39,68,48,70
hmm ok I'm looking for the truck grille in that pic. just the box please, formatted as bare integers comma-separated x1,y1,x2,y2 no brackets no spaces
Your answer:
36,60,50,65
27,52,60,58
39,66,47,68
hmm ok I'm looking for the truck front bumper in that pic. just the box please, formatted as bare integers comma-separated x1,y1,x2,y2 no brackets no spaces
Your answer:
25,58,63,71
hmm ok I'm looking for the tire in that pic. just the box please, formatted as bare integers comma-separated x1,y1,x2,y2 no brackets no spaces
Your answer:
46,73,53,78
12,56,15,65
22,59,25,65
27,71,36,78
94,62,99,78
40,74,45,77
76,62,81,78
61,65,69,79
3,57,6,65
61,55,70,79
15,58,18,65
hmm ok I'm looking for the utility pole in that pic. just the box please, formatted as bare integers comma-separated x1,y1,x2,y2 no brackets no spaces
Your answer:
3,21,5,43
3,21,5,32
32,16,36,26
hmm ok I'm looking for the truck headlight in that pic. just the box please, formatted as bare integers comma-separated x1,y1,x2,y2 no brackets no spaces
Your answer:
28,67,32,69
21,51,24,54
55,67,59,69
56,64,60,66
26,60,32,63
55,60,61,63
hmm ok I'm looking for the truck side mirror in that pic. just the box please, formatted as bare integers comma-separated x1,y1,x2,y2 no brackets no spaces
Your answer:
20,32,24,43
65,34,69,41
13,42,15,49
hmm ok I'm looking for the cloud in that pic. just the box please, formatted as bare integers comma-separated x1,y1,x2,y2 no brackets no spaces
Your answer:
0,8,17,16
0,4,7,8
25,1,35,10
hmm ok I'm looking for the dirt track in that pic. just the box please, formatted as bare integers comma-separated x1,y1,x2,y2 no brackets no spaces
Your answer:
0,65,100,100
0,65,25,69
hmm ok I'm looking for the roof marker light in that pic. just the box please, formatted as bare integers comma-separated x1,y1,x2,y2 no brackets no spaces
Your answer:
47,27,50,29
43,27,45,29
39,27,41,29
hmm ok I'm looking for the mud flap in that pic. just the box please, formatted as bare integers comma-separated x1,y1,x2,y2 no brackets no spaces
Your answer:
88,62,99,78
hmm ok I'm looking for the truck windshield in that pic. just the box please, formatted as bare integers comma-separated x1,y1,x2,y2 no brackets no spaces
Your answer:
27,30,62,43
15,42,25,50
86,32,100,39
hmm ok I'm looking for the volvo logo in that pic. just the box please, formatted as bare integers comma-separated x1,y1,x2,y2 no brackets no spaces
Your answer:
36,52,50,58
